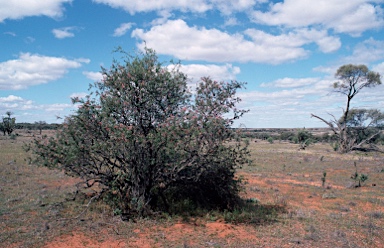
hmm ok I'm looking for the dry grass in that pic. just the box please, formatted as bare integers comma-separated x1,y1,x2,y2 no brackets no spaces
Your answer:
1,132,383,247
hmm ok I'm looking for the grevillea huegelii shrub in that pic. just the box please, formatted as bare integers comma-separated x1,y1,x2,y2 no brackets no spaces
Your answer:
26,48,250,218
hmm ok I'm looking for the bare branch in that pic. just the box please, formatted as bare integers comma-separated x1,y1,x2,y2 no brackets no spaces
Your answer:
311,114,338,134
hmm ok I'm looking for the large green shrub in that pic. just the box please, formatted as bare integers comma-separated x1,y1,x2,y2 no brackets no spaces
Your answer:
27,48,250,218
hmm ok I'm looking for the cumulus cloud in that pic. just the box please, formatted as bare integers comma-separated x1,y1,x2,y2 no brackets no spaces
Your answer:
93,0,258,15
113,22,134,37
0,95,23,102
52,26,79,39
93,0,210,14
372,62,384,75
244,28,341,53
83,71,103,81
251,0,384,36
0,53,88,90
0,0,72,22
223,17,239,27
342,38,384,64
331,3,384,36
132,19,340,64
210,0,259,15
150,10,173,25
0,95,34,112
313,38,384,76
180,64,240,83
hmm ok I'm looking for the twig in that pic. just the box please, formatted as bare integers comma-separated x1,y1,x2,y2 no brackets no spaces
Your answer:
57,194,100,221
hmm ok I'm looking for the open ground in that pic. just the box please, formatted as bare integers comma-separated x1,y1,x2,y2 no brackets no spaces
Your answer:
1,130,383,247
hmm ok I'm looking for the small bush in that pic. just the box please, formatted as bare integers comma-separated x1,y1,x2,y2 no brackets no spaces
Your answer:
351,162,368,187
321,171,327,188
332,142,339,151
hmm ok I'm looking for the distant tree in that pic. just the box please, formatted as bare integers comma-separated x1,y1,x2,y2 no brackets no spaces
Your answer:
1,112,16,136
296,129,313,150
27,48,250,218
279,131,295,141
34,121,47,135
311,64,382,153
0,122,4,136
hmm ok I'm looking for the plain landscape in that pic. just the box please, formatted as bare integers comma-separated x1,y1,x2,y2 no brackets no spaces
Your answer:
1,129,383,248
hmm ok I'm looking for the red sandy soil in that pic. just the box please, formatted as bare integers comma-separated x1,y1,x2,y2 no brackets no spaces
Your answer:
43,220,259,248
43,232,126,248
42,169,383,247
40,173,291,248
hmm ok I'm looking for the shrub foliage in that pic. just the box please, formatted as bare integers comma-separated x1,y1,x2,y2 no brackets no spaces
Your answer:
27,48,250,217
1,111,16,136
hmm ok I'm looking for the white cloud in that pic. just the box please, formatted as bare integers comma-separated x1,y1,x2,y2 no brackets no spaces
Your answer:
0,94,77,123
244,28,341,53
313,65,338,75
0,95,35,112
331,3,384,36
313,38,384,76
342,38,384,64
209,0,259,15
0,53,88,90
113,22,134,37
93,0,258,15
251,0,384,36
372,62,384,75
235,79,342,127
150,10,173,25
69,92,88,99
315,35,342,53
132,20,340,64
4,32,16,36
52,27,78,39
44,103,73,112
0,95,23,103
223,17,239,27
261,77,320,88
0,0,72,22
83,71,103,81
180,63,240,82
93,0,210,14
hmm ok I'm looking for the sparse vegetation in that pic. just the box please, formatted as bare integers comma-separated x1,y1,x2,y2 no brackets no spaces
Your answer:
1,131,384,247
2,53,383,248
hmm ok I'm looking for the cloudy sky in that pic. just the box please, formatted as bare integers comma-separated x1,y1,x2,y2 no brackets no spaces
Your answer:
1,0,384,128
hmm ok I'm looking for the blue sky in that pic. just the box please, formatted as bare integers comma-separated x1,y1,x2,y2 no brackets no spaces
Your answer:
1,0,384,128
